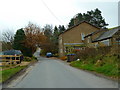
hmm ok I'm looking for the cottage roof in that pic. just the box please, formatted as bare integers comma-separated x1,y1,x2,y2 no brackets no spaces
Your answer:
93,26,120,42
59,21,100,36
84,29,108,38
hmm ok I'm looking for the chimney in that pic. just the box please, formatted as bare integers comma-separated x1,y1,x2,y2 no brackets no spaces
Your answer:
74,18,79,25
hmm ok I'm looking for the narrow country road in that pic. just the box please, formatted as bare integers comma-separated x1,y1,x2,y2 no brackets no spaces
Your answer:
6,52,118,88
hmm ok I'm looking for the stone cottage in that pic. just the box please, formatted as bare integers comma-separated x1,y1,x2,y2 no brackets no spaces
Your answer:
59,21,100,57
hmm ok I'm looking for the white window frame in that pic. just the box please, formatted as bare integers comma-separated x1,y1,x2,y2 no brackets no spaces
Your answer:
81,33,85,40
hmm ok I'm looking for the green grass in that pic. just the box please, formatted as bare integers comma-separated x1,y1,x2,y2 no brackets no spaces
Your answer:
0,66,26,83
0,55,37,83
71,55,119,78
95,64,119,77
71,61,95,71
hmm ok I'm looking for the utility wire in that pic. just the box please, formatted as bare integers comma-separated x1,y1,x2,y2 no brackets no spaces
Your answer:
41,0,63,24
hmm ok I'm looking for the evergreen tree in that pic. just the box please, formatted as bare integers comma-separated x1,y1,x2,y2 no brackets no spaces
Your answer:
77,13,84,22
42,25,66,55
13,28,30,56
44,24,53,39
53,26,59,45
13,28,25,50
68,8,108,28
58,25,66,34
90,8,108,28
61,25,66,32
68,18,74,28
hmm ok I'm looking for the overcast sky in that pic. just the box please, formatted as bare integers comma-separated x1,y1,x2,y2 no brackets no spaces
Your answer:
0,0,119,34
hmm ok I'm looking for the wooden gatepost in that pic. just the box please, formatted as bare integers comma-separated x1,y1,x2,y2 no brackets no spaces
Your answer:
0,55,21,67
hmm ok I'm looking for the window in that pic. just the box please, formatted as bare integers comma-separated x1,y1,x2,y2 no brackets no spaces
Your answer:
101,39,110,46
81,33,85,40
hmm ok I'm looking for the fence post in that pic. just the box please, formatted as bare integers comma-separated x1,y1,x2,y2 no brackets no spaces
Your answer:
15,55,17,64
10,55,12,67
17,55,20,64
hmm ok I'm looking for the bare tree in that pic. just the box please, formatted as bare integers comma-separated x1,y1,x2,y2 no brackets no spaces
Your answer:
24,22,47,54
2,30,14,51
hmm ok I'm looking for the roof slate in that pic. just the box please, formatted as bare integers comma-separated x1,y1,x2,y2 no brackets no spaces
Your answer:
93,26,120,42
84,29,108,38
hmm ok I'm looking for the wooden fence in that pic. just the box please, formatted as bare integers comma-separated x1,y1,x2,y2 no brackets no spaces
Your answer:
0,55,21,67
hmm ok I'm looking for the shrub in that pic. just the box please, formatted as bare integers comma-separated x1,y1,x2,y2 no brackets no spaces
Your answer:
40,49,46,56
31,56,37,60
23,56,32,62
97,46,111,55
75,46,112,61
53,53,59,57
75,48,96,60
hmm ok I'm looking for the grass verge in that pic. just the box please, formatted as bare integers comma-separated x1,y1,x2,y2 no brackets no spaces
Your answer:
0,66,26,83
0,55,38,83
70,55,119,79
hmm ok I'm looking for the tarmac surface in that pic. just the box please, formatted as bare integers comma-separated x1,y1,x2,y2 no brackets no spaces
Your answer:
5,52,118,88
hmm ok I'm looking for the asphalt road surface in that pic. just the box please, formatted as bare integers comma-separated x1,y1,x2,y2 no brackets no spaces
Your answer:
6,52,118,88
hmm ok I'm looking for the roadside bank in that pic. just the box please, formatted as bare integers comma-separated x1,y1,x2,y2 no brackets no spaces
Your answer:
0,56,38,84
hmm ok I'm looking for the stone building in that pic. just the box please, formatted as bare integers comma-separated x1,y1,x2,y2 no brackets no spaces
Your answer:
59,21,100,57
84,29,108,47
92,26,120,46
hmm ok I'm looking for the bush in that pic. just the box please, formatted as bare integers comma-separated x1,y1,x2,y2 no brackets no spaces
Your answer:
75,46,112,61
23,56,38,62
40,49,46,56
75,48,96,60
31,56,37,60
97,46,111,55
53,53,59,57
23,56,32,62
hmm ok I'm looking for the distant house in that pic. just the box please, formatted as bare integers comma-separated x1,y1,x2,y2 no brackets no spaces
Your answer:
92,26,120,47
59,21,100,57
84,26,120,48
